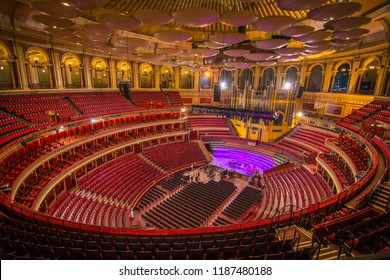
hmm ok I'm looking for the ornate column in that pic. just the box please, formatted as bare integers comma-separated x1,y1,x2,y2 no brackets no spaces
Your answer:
8,60,17,89
299,63,307,88
275,64,284,91
175,67,180,89
192,72,200,91
82,54,92,89
304,71,311,90
322,60,334,92
348,59,361,93
51,49,63,89
14,44,29,89
155,65,160,90
253,66,261,90
132,61,139,89
375,55,389,95
109,58,116,89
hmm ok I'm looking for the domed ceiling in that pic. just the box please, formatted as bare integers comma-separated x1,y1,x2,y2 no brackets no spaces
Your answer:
2,0,388,70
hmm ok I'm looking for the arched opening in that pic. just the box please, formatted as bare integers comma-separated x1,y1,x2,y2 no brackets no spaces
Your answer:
333,63,350,93
139,63,154,88
160,65,173,89
307,65,323,92
91,58,109,88
0,43,17,90
238,68,253,90
259,68,275,90
283,67,298,89
179,68,193,89
62,54,83,88
220,69,232,90
116,61,131,87
200,70,212,89
26,47,52,89
359,60,379,94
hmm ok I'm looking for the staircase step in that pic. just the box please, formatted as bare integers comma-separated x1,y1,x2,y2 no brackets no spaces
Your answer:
372,194,389,203
372,199,387,207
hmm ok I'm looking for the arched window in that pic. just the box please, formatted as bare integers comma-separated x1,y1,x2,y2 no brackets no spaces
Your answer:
0,43,16,90
91,58,109,88
307,65,323,92
200,70,212,89
62,54,83,88
284,67,298,89
139,63,154,88
180,68,193,89
117,61,131,87
26,47,52,89
220,69,232,89
260,68,275,90
238,68,253,90
160,66,173,89
359,60,379,94
333,63,350,93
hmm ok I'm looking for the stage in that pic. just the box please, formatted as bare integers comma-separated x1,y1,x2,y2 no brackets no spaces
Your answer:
210,146,276,176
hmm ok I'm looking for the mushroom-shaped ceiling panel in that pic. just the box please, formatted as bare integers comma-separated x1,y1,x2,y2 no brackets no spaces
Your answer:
331,38,362,46
157,48,184,56
134,9,173,25
333,28,370,40
30,1,81,19
220,10,259,27
307,2,362,21
295,30,333,43
32,15,74,28
275,0,328,11
44,27,75,38
173,7,219,27
280,25,315,37
324,16,372,31
210,32,247,45
223,49,250,57
61,0,110,10
252,16,296,32
252,39,289,50
244,53,276,61
191,49,220,57
154,30,192,43
203,41,227,49
97,14,142,31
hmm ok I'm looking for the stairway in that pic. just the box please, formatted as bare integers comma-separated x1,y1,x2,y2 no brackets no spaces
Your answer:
2,109,31,124
63,96,83,115
370,181,390,212
165,93,173,106
293,225,349,260
197,140,212,161
127,98,136,107
137,154,166,173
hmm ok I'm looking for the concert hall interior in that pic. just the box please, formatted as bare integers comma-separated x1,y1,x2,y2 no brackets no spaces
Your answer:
0,0,389,260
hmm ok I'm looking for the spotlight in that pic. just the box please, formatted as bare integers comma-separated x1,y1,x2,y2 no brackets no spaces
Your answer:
283,82,291,90
297,111,304,117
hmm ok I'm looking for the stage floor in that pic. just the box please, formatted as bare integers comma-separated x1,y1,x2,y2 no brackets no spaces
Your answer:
210,146,275,176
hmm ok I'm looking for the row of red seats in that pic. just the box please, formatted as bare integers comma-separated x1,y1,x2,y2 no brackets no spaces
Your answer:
143,142,207,171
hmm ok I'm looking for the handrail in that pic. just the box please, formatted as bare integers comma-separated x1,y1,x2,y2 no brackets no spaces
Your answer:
0,119,381,238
